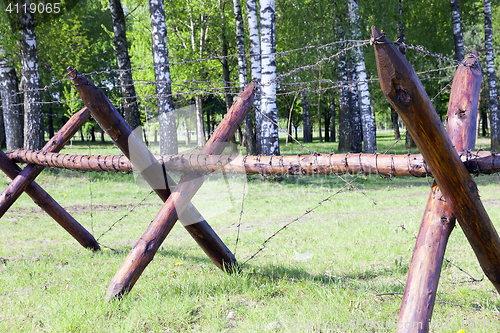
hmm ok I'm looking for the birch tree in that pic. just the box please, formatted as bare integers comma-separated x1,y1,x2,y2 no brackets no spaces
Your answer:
259,0,279,156
233,0,256,154
246,0,262,153
348,0,375,153
450,0,464,62
20,0,44,150
336,25,350,152
109,0,141,130
484,0,499,150
0,46,23,150
149,0,178,155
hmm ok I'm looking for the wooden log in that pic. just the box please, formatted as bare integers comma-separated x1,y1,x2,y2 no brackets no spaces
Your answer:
396,52,481,332
67,67,237,273
0,107,90,218
372,27,500,294
0,152,99,251
7,148,500,177
105,81,255,300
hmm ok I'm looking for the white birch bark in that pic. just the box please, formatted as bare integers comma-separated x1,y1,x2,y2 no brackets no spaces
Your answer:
246,0,262,153
0,46,23,150
348,0,376,153
259,0,279,156
337,28,351,152
20,0,44,150
195,95,205,147
109,0,141,130
149,0,178,155
450,0,464,62
484,0,499,150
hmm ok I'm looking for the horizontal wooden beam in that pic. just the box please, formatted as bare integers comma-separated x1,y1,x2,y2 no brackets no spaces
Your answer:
7,149,500,178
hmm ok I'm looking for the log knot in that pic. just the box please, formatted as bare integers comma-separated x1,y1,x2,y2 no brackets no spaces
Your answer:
395,86,411,106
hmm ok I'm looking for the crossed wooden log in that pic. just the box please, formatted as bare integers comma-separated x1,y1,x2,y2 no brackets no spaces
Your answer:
0,27,499,331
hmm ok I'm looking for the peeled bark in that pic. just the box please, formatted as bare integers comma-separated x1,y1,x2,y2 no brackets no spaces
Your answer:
149,0,178,155
0,48,23,150
259,0,279,156
373,26,500,295
109,0,141,130
348,0,376,153
484,0,500,151
450,0,464,62
301,89,312,143
246,0,262,153
20,0,44,150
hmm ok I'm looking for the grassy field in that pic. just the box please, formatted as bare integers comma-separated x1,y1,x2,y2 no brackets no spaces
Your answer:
1,131,499,332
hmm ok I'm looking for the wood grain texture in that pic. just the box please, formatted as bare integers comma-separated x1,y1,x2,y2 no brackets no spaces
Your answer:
104,82,255,300
67,67,242,293
8,148,500,178
396,52,481,333
372,26,500,296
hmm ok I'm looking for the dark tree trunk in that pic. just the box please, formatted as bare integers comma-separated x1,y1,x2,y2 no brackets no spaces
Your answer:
450,0,464,62
301,89,312,143
330,98,336,142
0,49,23,151
20,0,44,150
0,101,5,148
109,0,141,130
397,1,416,149
391,107,401,140
233,0,256,155
484,0,499,150
324,103,330,142
149,0,178,155
482,105,489,137
348,57,362,153
90,126,95,142
47,107,54,139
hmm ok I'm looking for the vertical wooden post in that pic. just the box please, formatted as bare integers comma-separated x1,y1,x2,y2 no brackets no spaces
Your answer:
67,67,238,274
0,107,90,217
104,81,255,300
373,26,500,294
396,52,481,332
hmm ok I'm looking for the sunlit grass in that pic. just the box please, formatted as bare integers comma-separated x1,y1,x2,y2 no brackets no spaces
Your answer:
1,132,499,332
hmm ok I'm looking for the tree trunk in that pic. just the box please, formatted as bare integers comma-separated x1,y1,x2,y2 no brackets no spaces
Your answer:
259,0,279,156
246,0,262,154
0,48,23,150
396,1,416,150
450,0,464,62
149,0,178,155
324,102,330,142
337,37,350,152
484,0,499,150
109,0,141,130
233,0,256,154
301,89,312,143
195,95,205,147
330,98,336,142
47,107,54,139
348,0,376,153
20,0,44,150
348,57,362,153
391,107,400,140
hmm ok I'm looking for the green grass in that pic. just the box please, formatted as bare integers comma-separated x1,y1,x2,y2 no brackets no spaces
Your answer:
1,132,499,332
